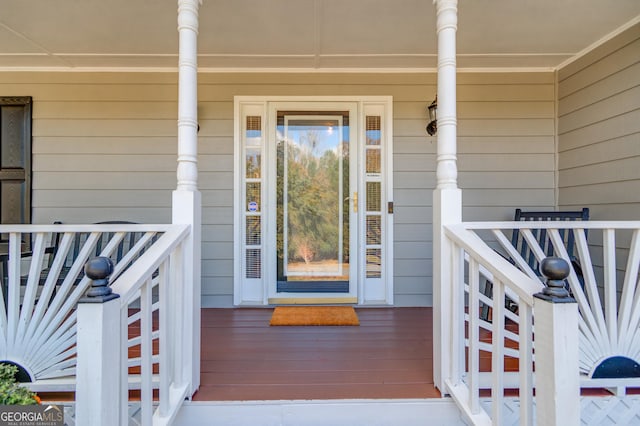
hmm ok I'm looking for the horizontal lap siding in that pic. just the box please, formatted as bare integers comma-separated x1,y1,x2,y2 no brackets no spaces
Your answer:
558,23,640,219
454,78,556,226
0,71,555,307
453,75,556,284
558,23,640,298
0,74,179,226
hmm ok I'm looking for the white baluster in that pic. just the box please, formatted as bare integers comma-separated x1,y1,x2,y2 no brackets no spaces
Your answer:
491,279,504,424
468,258,481,414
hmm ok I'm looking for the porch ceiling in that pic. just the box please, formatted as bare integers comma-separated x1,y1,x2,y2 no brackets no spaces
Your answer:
2,0,639,71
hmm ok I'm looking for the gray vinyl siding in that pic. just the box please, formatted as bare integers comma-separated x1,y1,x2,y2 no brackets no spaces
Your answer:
456,79,556,221
557,22,640,220
557,23,640,295
0,73,177,224
0,71,555,307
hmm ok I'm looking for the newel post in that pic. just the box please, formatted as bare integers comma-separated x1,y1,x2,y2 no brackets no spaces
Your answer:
432,0,462,393
76,257,121,426
173,0,203,395
534,257,580,426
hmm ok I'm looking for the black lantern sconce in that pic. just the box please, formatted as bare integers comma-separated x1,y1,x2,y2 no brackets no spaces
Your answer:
426,96,437,136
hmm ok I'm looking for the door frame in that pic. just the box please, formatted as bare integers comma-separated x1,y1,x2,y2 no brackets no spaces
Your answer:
267,102,358,303
234,96,393,306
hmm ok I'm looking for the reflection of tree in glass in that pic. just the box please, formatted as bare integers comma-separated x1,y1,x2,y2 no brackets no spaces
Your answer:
246,157,259,178
278,130,343,265
290,234,315,264
301,129,320,153
246,151,261,178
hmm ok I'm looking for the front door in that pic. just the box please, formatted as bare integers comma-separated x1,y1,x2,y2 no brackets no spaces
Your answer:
273,109,356,299
234,97,393,306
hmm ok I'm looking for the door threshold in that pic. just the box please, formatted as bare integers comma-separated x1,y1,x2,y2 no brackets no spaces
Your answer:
268,297,357,305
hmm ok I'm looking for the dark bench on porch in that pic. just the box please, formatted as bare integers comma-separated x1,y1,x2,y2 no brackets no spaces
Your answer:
510,207,589,276
480,208,589,321
1,221,152,306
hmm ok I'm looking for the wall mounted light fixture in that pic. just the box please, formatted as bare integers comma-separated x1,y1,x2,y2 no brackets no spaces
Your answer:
426,96,437,136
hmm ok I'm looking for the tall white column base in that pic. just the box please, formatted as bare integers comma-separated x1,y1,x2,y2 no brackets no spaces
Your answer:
433,187,462,393
173,189,202,394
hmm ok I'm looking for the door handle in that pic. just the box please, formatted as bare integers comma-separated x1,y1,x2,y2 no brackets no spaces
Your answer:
353,192,358,213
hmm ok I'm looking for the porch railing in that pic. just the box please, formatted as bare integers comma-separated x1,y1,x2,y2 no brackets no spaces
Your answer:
75,224,190,426
444,223,543,425
444,221,640,425
0,224,170,385
0,223,191,425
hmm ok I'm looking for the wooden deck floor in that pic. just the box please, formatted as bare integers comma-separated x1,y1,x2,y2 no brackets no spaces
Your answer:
193,307,440,401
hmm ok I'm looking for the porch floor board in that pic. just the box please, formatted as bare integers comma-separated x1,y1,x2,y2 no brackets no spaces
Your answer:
193,307,440,401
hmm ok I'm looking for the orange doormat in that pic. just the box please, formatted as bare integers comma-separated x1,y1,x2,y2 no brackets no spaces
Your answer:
269,306,359,326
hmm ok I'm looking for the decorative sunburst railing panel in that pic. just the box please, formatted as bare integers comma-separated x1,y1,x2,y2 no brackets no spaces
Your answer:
464,221,640,386
445,221,640,425
0,224,172,387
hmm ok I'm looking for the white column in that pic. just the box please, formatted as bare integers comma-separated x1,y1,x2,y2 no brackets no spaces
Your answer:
176,0,201,193
173,0,202,396
432,0,462,394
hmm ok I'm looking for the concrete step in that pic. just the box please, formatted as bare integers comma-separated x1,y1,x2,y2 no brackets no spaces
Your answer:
174,398,466,426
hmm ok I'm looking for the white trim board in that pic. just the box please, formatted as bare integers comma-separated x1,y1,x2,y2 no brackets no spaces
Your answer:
556,14,640,71
0,66,558,73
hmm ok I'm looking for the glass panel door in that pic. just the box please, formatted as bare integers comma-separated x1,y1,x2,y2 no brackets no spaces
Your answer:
276,111,351,293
